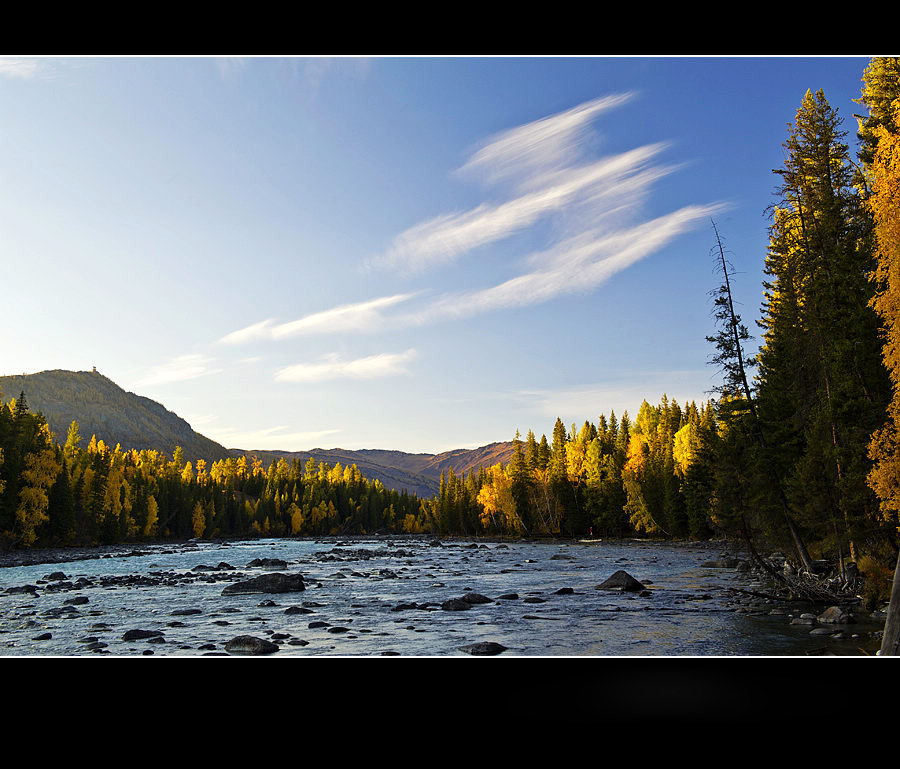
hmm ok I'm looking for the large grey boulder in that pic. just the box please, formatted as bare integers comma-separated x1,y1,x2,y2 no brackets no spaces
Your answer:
224,635,280,655
222,572,306,595
461,592,494,604
595,570,646,592
459,642,508,655
442,598,472,611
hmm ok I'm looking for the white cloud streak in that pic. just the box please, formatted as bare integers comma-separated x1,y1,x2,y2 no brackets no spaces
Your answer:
458,93,636,190
0,58,43,79
218,94,723,352
219,293,417,345
218,318,276,345
393,203,723,326
275,348,418,383
270,294,415,339
134,354,221,387
371,142,672,275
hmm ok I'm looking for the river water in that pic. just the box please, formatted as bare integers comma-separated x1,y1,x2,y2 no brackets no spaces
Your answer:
0,537,886,657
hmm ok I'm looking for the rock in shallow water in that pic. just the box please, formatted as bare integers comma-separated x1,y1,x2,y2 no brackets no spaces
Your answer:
595,570,646,592
441,598,472,611
458,642,508,655
221,572,306,595
224,635,280,655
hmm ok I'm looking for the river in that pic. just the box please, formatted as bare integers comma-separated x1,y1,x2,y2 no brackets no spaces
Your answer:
0,536,886,657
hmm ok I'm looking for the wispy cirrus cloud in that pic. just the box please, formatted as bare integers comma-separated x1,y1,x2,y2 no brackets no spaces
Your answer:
217,94,722,366
275,349,418,384
0,58,43,79
219,293,416,345
388,203,723,327
134,354,221,387
457,93,636,190
369,142,673,276
367,94,658,276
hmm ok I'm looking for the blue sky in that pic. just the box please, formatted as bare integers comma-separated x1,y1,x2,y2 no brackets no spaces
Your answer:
0,56,875,454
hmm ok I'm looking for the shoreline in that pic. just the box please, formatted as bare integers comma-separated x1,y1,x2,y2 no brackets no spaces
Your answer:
0,534,731,571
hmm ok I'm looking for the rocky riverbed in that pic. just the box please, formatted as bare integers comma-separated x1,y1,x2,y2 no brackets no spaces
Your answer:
0,536,888,656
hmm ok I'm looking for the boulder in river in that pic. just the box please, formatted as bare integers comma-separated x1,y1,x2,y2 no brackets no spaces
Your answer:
442,598,472,611
461,592,493,604
817,605,856,624
224,635,280,655
595,570,646,592
459,642,508,655
221,572,306,595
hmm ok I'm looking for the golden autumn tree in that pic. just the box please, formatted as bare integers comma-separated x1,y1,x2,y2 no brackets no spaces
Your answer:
863,66,900,528
857,56,900,649
623,431,659,535
865,117,900,522
476,464,521,534
15,423,61,546
191,500,206,538
143,494,159,539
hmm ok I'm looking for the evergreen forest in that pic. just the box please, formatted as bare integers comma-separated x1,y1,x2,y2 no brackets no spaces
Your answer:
3,58,900,604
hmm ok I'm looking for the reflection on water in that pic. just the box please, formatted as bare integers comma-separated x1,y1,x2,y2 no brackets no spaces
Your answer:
0,537,885,656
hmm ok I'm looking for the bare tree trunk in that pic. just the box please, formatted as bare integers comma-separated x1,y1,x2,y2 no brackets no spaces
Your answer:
880,550,900,655
712,221,816,574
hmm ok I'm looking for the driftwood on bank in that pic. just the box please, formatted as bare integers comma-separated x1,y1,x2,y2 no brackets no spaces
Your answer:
739,529,855,604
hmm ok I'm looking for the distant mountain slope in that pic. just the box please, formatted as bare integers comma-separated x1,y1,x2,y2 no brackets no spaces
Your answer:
1,369,515,497
0,369,231,462
425,442,516,477
226,442,515,499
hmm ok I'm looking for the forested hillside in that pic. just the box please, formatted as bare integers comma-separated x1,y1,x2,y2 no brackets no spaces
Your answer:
0,369,230,463
2,58,900,607
223,442,515,499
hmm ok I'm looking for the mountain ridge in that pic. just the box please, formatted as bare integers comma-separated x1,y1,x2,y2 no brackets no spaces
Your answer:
0,369,513,498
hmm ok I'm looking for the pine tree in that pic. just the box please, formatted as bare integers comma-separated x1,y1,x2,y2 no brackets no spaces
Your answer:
756,89,889,570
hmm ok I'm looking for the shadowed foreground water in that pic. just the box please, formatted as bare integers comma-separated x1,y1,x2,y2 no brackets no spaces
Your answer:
0,537,885,656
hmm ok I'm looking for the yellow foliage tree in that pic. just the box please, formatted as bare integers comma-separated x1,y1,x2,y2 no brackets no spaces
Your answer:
143,494,159,539
15,424,60,546
191,501,206,538
289,502,305,536
867,103,900,528
476,464,521,534
673,422,698,478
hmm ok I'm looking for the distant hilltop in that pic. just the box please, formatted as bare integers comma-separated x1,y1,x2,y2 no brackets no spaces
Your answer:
0,369,513,498
0,368,231,463
237,442,515,498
